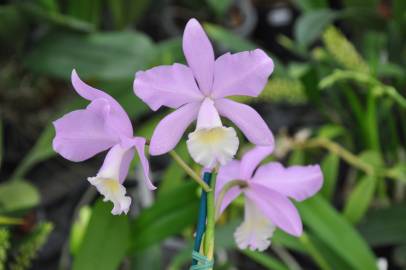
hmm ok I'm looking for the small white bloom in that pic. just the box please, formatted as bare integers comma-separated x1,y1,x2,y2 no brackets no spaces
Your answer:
234,198,275,251
88,144,132,215
377,258,388,270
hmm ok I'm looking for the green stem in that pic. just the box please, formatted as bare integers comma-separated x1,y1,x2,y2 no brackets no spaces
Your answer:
0,216,23,225
293,138,399,180
203,174,216,265
215,180,247,218
169,151,211,192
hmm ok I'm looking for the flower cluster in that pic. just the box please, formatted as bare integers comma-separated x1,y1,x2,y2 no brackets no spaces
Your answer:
52,18,322,251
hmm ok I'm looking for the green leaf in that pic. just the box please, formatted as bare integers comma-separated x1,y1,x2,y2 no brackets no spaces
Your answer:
317,124,346,139
343,175,377,223
293,0,328,12
241,250,289,270
73,200,130,270
36,0,59,13
131,182,199,250
11,124,55,180
67,0,102,26
207,0,233,16
0,181,40,213
19,2,94,32
320,154,340,200
25,31,155,80
294,10,337,47
69,206,92,255
358,203,406,246
204,23,257,52
0,117,3,170
298,195,378,270
131,244,162,270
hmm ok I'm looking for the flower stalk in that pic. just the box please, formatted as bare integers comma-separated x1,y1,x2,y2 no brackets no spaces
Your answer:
192,172,212,266
215,179,247,218
169,151,211,192
203,174,216,265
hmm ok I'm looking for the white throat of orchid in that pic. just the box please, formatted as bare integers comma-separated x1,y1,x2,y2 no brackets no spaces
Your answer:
187,98,239,168
234,198,276,251
88,145,131,215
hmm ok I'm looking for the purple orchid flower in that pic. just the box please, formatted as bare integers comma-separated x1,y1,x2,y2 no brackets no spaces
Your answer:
134,18,274,168
53,70,155,215
216,146,323,251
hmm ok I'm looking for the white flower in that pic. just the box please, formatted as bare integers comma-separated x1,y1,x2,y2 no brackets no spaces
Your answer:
234,198,276,251
187,98,239,168
88,144,132,215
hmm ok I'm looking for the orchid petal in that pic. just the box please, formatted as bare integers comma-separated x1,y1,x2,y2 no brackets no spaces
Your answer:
149,102,200,155
71,69,132,137
246,183,303,236
252,163,323,201
133,63,203,111
132,137,156,190
215,98,274,146
212,49,274,98
240,146,274,180
215,160,243,217
234,198,275,251
196,98,222,129
53,98,118,162
98,143,131,181
89,144,133,215
182,18,214,95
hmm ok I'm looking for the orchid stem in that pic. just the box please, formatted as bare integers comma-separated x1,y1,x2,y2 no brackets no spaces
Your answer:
0,216,23,225
203,173,216,267
215,180,247,218
192,172,212,266
169,151,211,192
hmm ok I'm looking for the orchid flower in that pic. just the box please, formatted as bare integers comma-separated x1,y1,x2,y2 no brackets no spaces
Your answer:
216,146,323,251
53,70,155,215
134,18,274,168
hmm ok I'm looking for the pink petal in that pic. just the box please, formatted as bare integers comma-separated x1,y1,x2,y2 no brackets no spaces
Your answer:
53,99,118,162
182,18,214,95
133,63,203,111
246,183,303,236
215,160,243,217
211,49,274,98
71,70,133,137
196,98,222,129
215,98,274,146
118,147,135,184
149,102,200,155
132,137,156,190
98,143,134,183
240,146,274,180
252,162,323,201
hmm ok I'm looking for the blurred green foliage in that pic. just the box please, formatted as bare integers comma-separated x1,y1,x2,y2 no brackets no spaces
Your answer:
1,0,406,269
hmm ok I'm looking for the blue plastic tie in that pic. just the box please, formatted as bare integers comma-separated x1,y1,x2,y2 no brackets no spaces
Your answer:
190,251,214,270
192,172,212,265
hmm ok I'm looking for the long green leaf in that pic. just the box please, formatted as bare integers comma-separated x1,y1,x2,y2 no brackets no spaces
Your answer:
320,154,340,199
241,250,289,270
298,195,378,270
131,182,199,251
73,200,130,270
294,10,337,47
343,175,377,223
0,181,40,213
25,31,155,80
358,203,406,246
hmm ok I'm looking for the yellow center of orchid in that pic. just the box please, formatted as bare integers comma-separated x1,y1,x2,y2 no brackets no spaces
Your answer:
102,178,120,193
194,127,230,144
